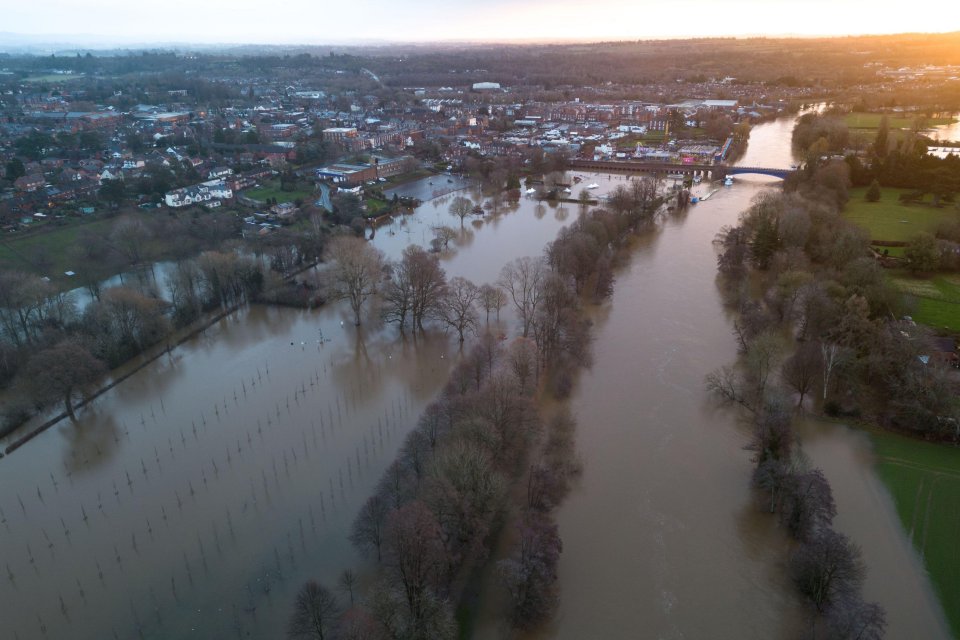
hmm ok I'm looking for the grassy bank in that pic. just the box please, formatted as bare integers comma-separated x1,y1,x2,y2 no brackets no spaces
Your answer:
843,187,957,243
844,112,957,130
871,430,960,638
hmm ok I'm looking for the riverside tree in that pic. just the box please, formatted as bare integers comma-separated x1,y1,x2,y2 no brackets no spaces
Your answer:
499,256,547,338
324,236,385,326
287,580,341,640
19,341,106,420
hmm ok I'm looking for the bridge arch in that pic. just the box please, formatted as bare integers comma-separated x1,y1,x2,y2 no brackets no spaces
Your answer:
726,166,792,179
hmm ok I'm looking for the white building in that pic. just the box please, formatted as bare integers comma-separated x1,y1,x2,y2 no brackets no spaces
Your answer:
164,180,233,208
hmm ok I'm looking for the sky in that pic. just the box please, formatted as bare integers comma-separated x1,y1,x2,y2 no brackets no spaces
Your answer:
3,0,960,45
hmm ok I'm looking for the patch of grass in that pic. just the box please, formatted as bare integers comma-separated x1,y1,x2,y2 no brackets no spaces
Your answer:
844,112,956,130
892,274,960,331
873,244,905,258
0,217,116,283
24,73,85,83
871,431,960,638
912,296,960,332
242,180,313,204
843,187,959,243
364,197,390,216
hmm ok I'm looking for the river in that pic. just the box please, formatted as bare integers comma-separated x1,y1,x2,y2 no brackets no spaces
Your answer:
525,113,952,639
0,113,950,640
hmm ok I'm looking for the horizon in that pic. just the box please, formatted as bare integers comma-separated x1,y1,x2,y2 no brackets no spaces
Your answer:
1,28,959,54
4,0,960,50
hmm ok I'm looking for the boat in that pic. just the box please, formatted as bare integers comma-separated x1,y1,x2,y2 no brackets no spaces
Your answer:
586,183,600,189
700,189,720,201
693,175,702,184
525,188,537,194
563,187,572,194
723,176,734,187
690,196,699,204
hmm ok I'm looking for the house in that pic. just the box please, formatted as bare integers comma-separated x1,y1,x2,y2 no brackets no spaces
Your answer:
164,180,233,208
207,166,233,180
14,174,45,192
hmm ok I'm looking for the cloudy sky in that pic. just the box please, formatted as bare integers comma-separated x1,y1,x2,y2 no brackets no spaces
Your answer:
4,0,960,44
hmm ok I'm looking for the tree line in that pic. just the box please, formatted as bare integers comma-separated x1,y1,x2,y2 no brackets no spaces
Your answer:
704,154,960,637
285,175,668,638
0,205,338,437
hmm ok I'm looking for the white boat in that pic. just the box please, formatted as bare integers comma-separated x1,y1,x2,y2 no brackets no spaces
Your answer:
525,188,537,194
693,175,702,184
563,187,572,194
586,183,600,189
723,176,734,187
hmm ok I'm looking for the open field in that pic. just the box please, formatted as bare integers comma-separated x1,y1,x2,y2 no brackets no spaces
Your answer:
0,217,116,283
242,180,314,204
871,430,960,638
844,187,958,243
23,73,85,83
844,112,957,130
892,273,960,331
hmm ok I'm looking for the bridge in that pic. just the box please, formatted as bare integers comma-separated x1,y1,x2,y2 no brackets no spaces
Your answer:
568,159,794,180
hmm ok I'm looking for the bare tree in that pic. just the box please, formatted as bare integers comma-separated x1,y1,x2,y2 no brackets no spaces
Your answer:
508,337,538,394
499,257,547,338
350,493,390,562
19,341,106,420
790,529,865,613
497,513,563,630
430,226,457,253
403,246,446,332
781,469,837,541
822,596,887,640
782,341,822,409
382,501,447,626
448,196,473,228
0,270,52,347
478,284,506,323
338,569,357,607
435,277,479,344
820,342,848,402
325,236,385,326
287,580,341,640
381,260,414,332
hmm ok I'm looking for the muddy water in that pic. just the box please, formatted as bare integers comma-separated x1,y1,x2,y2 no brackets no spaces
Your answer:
540,115,951,639
0,117,949,640
0,175,596,639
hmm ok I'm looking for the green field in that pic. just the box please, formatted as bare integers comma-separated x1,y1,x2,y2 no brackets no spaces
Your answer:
242,181,314,204
24,73,85,83
844,112,957,130
0,217,116,284
871,430,960,637
892,274,960,331
844,187,959,243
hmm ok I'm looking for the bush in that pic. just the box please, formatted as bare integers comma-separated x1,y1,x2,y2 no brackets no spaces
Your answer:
865,179,881,202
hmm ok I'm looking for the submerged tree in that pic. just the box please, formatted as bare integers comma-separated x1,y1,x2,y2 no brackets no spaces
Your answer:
448,196,473,228
287,580,341,640
20,341,106,421
790,529,865,613
325,236,385,326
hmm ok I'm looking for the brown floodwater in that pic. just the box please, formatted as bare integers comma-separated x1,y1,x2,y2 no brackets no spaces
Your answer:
0,114,950,640
0,175,595,640
477,113,952,640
